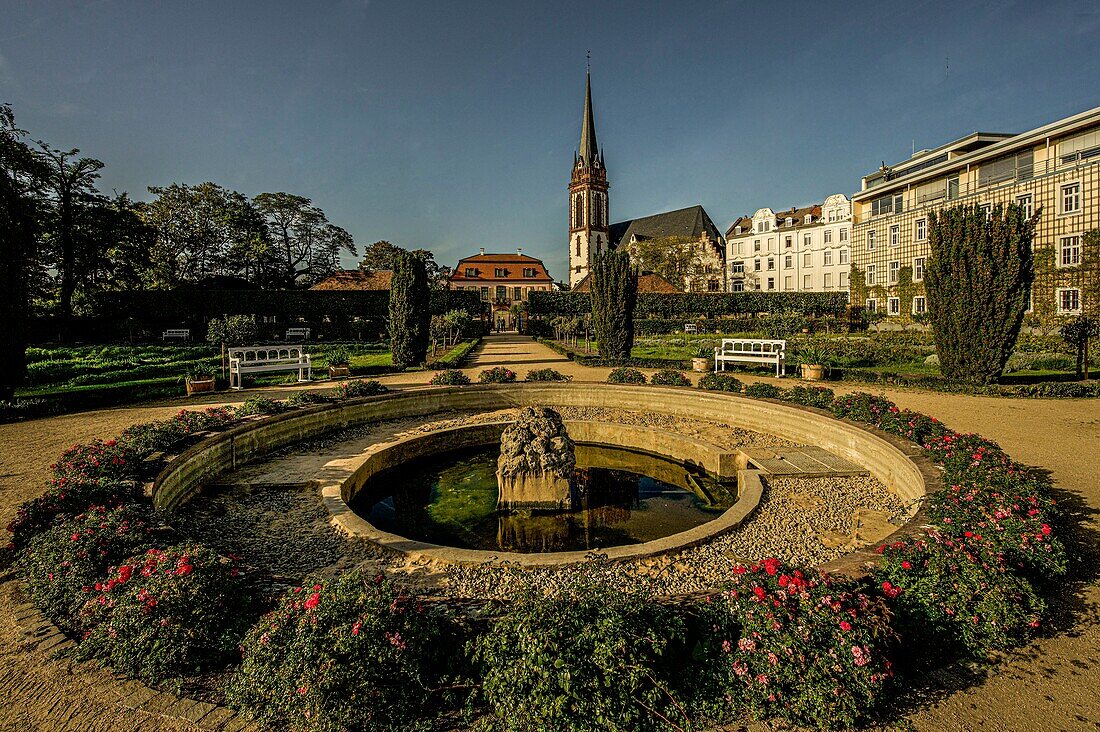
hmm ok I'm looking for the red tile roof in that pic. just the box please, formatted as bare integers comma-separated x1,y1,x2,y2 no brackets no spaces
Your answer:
449,252,554,284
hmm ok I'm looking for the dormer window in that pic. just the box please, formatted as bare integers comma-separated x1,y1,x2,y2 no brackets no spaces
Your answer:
735,226,742,235
523,267,537,277
785,217,793,226
464,267,477,277
494,268,507,278
804,215,812,224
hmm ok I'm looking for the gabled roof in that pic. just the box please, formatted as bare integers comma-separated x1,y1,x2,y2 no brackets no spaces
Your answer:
309,270,392,290
609,205,723,249
449,252,554,284
725,216,753,238
725,204,824,238
572,271,681,293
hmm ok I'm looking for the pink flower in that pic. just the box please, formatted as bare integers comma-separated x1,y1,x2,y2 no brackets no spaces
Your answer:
1041,524,1051,536
352,621,362,636
839,620,852,632
304,593,321,610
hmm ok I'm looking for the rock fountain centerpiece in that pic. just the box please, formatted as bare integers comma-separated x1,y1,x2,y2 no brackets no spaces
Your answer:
496,407,577,511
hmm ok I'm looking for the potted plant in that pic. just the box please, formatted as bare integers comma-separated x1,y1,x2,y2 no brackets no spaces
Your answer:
798,339,829,381
326,345,351,377
691,346,711,373
185,367,216,395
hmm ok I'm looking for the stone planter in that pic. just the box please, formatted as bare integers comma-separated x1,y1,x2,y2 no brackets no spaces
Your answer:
800,364,826,381
692,357,710,372
185,378,215,395
328,365,351,377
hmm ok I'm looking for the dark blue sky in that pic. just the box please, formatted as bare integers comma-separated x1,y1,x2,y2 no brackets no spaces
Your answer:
3,0,1099,280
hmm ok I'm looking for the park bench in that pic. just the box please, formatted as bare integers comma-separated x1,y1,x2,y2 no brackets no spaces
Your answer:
286,327,311,340
228,345,312,390
161,328,191,342
714,338,786,377
683,323,697,333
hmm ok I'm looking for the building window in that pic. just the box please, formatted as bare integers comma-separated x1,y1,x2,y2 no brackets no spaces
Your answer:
707,279,720,292
839,249,849,265
732,281,744,292
496,285,507,301
947,174,960,200
754,239,761,252
1060,235,1081,266
824,273,833,288
767,257,775,271
754,259,762,272
867,230,875,251
888,297,900,316
784,275,793,289
803,233,811,248
840,271,849,287
889,260,899,284
824,230,832,244
1061,183,1081,214
978,203,992,221
866,265,876,285
573,194,584,227
823,250,833,266
464,267,476,277
513,286,522,300
784,255,793,269
785,236,792,249
767,277,775,291
523,267,537,277
803,251,812,267
1057,288,1081,314
803,274,812,289
1015,194,1033,219
575,236,581,256
913,256,925,281
889,225,899,247
731,261,744,274
865,298,877,313
839,227,848,242
494,268,507,277
480,287,489,300
912,296,926,315
915,218,927,241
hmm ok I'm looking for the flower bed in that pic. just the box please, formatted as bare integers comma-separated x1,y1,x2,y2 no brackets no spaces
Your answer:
4,388,1068,731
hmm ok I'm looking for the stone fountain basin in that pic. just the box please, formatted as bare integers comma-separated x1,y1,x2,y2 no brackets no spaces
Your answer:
324,420,762,567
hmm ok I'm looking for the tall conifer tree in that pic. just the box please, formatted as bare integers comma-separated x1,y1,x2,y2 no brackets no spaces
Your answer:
389,251,430,369
590,249,638,359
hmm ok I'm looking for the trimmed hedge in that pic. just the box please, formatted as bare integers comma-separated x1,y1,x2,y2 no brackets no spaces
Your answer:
529,291,848,318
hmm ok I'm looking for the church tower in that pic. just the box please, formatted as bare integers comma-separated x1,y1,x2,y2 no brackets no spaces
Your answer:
568,68,609,288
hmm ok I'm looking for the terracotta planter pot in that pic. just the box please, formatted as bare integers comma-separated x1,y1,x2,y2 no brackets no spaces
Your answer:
692,357,709,372
328,365,351,377
185,379,215,395
800,364,826,381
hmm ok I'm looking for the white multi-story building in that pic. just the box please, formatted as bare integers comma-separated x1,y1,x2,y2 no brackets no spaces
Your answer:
724,194,851,293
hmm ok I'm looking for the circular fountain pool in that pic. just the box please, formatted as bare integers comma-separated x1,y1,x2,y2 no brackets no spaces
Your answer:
350,445,735,553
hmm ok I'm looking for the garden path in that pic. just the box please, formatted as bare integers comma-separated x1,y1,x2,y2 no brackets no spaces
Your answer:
0,335,1098,731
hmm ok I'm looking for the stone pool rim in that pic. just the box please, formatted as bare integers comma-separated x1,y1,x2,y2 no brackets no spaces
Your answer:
152,383,944,576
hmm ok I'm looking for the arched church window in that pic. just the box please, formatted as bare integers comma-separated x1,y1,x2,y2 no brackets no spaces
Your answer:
575,236,581,257
573,194,584,227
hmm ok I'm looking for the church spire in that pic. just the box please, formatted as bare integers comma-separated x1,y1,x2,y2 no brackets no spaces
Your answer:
578,67,600,167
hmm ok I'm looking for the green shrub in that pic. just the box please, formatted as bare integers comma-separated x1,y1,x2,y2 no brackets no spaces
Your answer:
429,369,471,386
117,407,236,459
760,311,808,339
428,338,479,369
236,395,288,416
287,390,335,407
206,314,258,345
470,583,697,732
77,544,255,683
229,573,444,732
524,368,571,382
478,366,517,384
781,385,835,409
17,505,155,631
51,439,136,484
389,251,431,369
829,391,894,423
743,382,781,399
606,367,647,385
332,380,388,399
704,559,894,730
875,536,1046,662
697,372,743,392
323,345,352,367
649,369,691,387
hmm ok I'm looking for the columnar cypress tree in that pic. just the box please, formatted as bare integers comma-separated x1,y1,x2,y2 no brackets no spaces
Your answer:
590,249,638,359
389,251,430,369
925,203,1037,384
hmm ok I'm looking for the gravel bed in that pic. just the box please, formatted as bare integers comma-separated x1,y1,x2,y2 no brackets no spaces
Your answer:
555,406,798,450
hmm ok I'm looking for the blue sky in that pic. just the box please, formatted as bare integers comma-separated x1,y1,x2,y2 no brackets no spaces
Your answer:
2,0,1099,280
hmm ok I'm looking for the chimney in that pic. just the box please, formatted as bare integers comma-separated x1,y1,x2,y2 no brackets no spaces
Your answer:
517,247,523,255
479,247,485,256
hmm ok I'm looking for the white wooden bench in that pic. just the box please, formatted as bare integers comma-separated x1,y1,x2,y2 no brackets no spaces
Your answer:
228,345,312,390
286,327,311,340
683,323,697,333
161,328,191,342
714,338,786,377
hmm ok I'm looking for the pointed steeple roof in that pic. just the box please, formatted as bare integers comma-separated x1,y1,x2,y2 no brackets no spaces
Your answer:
578,69,600,167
